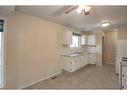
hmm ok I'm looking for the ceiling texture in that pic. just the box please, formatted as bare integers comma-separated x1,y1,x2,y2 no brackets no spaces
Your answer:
1,6,127,32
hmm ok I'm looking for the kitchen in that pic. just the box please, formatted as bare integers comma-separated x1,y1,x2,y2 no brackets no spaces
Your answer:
0,6,127,89
61,27,102,73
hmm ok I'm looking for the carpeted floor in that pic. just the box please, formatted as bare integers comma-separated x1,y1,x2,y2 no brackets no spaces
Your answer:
25,64,119,89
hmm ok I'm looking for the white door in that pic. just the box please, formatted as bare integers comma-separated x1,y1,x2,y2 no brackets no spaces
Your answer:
0,19,4,88
117,40,127,74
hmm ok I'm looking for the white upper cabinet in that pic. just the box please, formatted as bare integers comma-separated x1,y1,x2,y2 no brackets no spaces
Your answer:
81,35,89,45
62,30,72,44
88,35,96,45
62,27,72,44
81,35,86,45
81,34,96,46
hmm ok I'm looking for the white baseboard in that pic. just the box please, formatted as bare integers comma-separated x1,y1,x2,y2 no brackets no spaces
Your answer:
104,62,115,65
19,71,62,89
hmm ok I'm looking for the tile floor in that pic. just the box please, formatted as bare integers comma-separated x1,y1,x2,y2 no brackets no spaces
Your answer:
25,64,119,89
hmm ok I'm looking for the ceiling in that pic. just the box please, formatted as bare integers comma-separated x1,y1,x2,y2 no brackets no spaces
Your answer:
7,6,127,31
0,6,15,17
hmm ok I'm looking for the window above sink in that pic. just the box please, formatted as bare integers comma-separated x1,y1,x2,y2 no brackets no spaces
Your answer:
70,33,81,48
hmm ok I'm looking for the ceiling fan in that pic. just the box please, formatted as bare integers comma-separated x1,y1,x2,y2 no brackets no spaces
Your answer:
64,5,91,15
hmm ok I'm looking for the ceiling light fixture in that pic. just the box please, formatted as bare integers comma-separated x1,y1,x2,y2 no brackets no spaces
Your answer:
101,22,111,27
84,6,91,12
77,5,91,13
77,5,84,13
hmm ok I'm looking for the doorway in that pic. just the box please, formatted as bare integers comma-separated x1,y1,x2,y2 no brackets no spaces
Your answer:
102,31,117,65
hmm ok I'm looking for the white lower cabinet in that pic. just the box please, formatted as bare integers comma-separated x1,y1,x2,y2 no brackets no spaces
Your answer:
62,53,97,72
81,54,89,67
62,54,90,72
62,56,81,72
88,53,96,64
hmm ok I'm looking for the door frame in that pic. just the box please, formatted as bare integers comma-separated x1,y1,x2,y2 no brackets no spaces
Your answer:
0,16,7,88
115,29,118,74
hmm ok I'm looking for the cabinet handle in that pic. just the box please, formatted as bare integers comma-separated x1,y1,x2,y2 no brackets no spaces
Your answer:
75,60,77,62
70,62,72,64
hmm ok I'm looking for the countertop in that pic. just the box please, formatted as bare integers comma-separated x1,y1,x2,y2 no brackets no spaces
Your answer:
61,53,81,57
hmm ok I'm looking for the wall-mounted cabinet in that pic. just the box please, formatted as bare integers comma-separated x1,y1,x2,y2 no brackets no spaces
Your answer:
88,35,96,45
81,35,86,45
62,30,72,45
81,34,96,46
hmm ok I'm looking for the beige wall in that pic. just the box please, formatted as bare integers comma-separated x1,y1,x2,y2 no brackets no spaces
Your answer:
103,31,117,64
5,11,82,89
6,12,67,88
118,25,127,40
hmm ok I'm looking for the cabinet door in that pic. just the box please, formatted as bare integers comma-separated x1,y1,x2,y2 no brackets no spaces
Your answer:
67,30,72,44
81,35,89,45
93,54,97,64
81,55,84,67
88,54,92,64
81,54,89,67
85,54,89,65
88,35,96,45
62,57,73,72
81,35,86,45
73,56,81,70
85,35,89,45
62,56,82,72
63,30,72,44
88,53,96,64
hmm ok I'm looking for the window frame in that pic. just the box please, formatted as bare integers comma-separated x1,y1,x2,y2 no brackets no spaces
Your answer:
70,33,81,48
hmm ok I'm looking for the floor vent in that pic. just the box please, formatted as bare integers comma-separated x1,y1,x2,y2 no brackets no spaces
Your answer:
51,76,57,80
